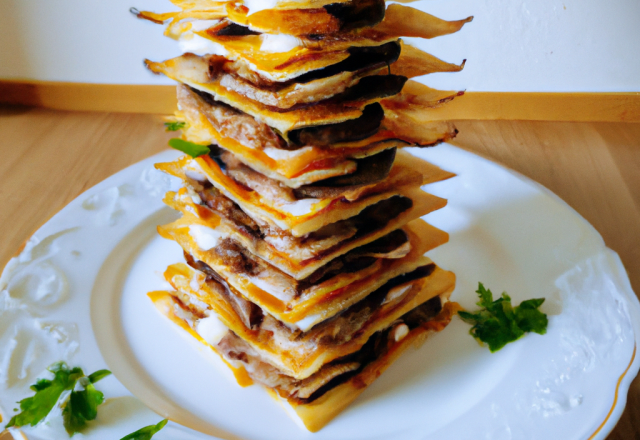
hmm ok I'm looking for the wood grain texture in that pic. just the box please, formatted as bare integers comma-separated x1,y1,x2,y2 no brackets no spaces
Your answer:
0,81,177,114
0,106,638,439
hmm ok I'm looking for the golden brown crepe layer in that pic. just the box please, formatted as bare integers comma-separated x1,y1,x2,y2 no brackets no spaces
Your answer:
159,260,454,379
175,83,413,186
289,300,458,431
159,148,454,279
137,1,470,42
218,61,386,109
196,27,396,61
224,1,471,38
147,55,377,135
155,152,448,236
172,80,459,186
134,2,228,39
159,44,462,109
380,80,464,145
142,0,467,431
164,182,445,278
374,4,472,40
158,217,448,326
215,43,461,109
160,147,451,215
186,4,470,82
225,2,368,36
147,289,255,388
391,42,466,80
136,0,351,34
167,73,460,153
148,283,458,431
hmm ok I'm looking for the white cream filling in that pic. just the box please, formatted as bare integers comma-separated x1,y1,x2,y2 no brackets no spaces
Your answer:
179,33,229,57
393,323,409,342
177,191,194,207
250,278,289,302
260,319,310,353
188,190,203,206
262,146,312,161
190,19,221,32
196,314,229,346
382,284,413,306
184,292,210,312
189,225,223,251
292,312,324,332
274,198,321,216
173,303,197,326
189,272,207,293
243,0,279,15
185,169,207,182
260,33,302,53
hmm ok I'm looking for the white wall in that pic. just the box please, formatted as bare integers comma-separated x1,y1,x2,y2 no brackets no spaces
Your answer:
413,0,640,92
1,0,639,91
0,0,177,85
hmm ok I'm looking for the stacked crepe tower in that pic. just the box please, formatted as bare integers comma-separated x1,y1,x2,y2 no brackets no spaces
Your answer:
138,0,471,432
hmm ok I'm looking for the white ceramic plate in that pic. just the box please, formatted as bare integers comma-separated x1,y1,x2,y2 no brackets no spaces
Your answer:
1,145,638,440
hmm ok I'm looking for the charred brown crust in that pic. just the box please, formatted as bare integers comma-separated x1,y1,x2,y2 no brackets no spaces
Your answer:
352,228,408,256
331,74,407,104
207,268,443,403
199,222,410,294
219,40,401,92
191,88,289,149
209,142,402,201
182,224,414,296
293,41,401,84
293,290,441,403
298,227,411,288
185,251,265,329
324,0,386,32
194,175,414,263
266,74,407,113
215,238,261,276
295,148,396,197
215,21,261,36
288,102,384,147
339,195,413,238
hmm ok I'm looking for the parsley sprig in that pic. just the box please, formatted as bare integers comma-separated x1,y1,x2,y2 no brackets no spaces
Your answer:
458,283,548,352
168,138,210,158
164,121,186,132
120,419,168,440
6,362,111,436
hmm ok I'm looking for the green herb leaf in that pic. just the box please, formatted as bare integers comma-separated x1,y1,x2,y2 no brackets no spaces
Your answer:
458,283,548,352
120,419,168,440
515,298,548,334
62,382,106,436
476,282,494,308
30,378,53,392
168,138,210,158
87,369,112,384
164,121,186,132
7,362,84,429
6,362,111,436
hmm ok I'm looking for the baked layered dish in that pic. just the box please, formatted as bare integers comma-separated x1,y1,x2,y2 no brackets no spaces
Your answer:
138,0,469,431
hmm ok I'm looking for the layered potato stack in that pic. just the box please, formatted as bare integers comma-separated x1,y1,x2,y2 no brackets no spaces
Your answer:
138,0,470,431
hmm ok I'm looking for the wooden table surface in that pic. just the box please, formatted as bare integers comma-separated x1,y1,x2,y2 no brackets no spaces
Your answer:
1,104,639,439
